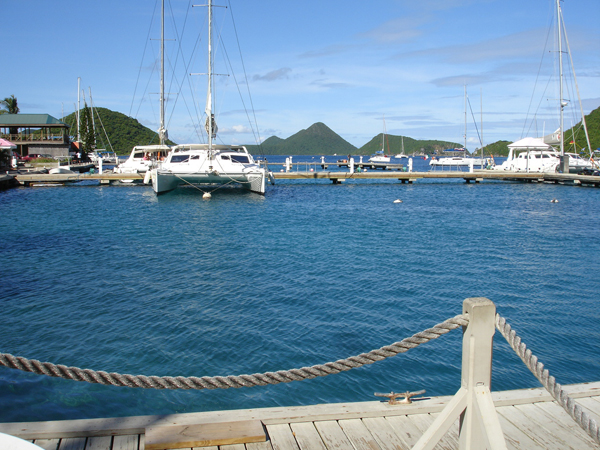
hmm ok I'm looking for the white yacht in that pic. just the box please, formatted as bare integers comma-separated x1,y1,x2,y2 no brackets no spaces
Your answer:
492,138,559,172
429,151,486,168
368,151,391,164
495,0,595,174
115,0,170,183
114,144,170,180
150,0,269,195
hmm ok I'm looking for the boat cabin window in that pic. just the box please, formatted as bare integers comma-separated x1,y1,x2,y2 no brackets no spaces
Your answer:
171,155,190,163
220,155,230,160
231,154,250,164
134,152,145,159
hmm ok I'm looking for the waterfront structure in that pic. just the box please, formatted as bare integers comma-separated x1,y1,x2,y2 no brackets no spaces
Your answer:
0,114,70,158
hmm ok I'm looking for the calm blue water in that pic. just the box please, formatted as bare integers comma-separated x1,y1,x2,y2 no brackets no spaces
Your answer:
1,155,599,423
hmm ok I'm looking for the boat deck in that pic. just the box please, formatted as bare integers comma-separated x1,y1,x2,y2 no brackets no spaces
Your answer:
3,381,599,450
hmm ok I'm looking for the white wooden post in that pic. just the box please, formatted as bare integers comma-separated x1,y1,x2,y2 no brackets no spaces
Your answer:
411,297,507,450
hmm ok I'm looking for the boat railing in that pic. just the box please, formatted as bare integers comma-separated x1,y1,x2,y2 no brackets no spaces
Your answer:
1,298,598,448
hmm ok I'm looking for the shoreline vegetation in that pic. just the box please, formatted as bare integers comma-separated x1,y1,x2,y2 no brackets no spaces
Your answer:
52,105,600,158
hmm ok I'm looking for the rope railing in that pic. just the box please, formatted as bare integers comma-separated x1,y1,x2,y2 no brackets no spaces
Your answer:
496,314,600,445
0,314,468,390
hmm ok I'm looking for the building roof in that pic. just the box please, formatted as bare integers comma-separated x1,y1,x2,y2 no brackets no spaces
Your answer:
0,114,69,128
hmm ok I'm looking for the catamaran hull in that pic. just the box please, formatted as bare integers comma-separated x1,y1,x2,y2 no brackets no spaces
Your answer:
151,169,267,195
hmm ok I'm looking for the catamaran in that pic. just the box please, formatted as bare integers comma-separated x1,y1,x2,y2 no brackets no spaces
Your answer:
150,0,269,195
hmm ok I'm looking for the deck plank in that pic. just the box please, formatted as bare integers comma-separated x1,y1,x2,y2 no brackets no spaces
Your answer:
383,416,423,448
313,420,355,449
407,413,456,450
112,435,139,450
264,424,299,450
578,397,600,423
498,405,578,450
245,441,273,450
218,444,245,450
361,416,408,450
337,418,381,450
33,439,61,450
495,413,544,450
518,403,598,449
288,422,326,450
85,436,112,450
58,437,87,450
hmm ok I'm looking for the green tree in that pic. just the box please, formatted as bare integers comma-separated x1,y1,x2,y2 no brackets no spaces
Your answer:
1,95,20,135
0,95,19,114
80,103,95,157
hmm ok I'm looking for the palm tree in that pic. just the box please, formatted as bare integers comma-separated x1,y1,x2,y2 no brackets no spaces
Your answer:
0,95,20,115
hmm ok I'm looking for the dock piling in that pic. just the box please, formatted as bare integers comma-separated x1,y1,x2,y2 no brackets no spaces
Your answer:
412,298,507,450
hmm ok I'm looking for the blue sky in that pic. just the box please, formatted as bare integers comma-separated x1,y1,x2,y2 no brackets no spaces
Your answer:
4,0,599,151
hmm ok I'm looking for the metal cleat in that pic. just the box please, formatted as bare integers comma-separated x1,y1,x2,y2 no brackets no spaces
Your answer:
374,389,426,405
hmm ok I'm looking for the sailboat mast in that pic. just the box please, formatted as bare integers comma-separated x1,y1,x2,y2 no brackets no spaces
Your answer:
464,85,467,150
207,0,213,152
557,0,565,157
159,0,166,146
77,77,81,144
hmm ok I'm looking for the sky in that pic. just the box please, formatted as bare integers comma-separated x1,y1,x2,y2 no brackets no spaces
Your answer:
3,0,600,151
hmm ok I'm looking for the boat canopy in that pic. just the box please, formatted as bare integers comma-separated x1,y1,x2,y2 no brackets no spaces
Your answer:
508,137,552,150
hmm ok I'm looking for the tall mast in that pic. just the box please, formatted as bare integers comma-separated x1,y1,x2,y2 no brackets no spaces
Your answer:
77,77,81,144
557,0,565,157
206,0,214,152
158,0,166,146
464,85,467,150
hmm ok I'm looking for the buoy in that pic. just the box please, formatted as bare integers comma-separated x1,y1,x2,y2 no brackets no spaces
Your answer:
551,198,559,203
203,192,212,199
393,199,403,203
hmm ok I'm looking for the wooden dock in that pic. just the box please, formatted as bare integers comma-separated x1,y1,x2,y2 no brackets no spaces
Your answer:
1,299,598,449
1,381,599,449
8,171,600,187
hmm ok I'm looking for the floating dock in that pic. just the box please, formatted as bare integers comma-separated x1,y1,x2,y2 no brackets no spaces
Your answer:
1,382,598,449
7,171,600,187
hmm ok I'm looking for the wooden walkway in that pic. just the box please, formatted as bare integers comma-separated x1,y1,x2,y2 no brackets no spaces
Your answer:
2,381,599,450
6,170,600,187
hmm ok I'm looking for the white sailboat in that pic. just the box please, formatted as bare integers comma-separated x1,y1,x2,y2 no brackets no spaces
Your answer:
369,115,391,163
494,0,593,173
151,0,269,195
394,136,408,159
430,86,485,168
115,0,170,181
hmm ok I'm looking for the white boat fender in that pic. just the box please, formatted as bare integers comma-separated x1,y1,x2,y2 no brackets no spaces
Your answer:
203,192,212,199
143,171,152,184
393,199,403,203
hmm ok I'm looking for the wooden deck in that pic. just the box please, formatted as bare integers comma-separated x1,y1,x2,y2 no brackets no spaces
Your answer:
7,170,600,187
2,381,599,450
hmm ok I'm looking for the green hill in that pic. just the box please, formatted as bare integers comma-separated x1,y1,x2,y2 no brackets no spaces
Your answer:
564,106,600,154
248,122,357,155
359,134,461,156
61,107,176,155
479,140,511,157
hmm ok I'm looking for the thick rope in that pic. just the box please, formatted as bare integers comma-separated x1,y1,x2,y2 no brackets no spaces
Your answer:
496,314,600,445
0,314,468,390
